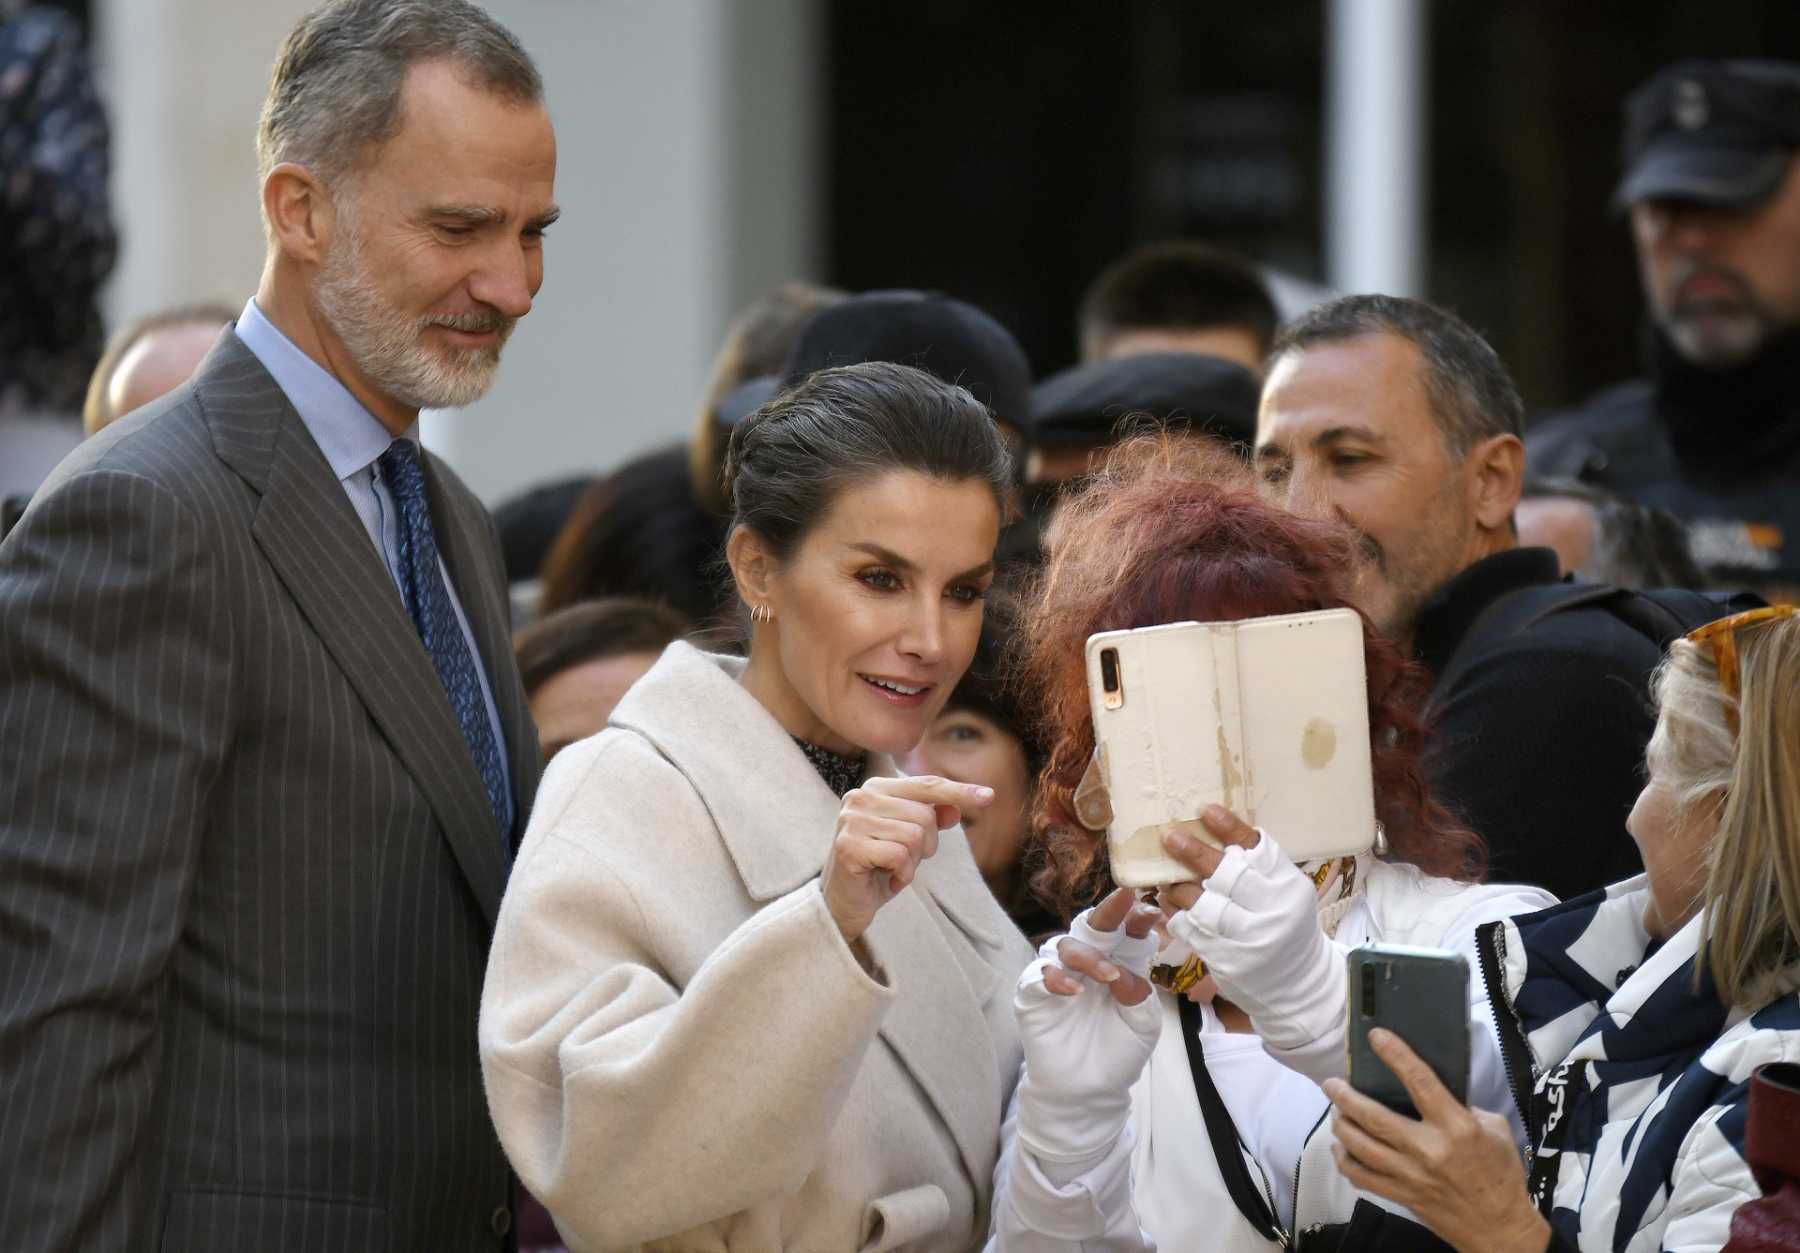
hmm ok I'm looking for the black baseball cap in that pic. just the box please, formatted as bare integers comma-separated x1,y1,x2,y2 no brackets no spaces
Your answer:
1614,59,1800,212
780,290,1033,432
1028,351,1260,450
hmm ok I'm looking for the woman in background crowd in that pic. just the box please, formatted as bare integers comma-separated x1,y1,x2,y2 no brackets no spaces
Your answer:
535,443,735,641
482,361,1034,1251
1327,606,1800,1252
513,596,690,762
990,438,1554,1252
905,590,1060,939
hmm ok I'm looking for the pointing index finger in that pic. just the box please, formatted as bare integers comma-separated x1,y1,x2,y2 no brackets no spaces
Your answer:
880,774,995,825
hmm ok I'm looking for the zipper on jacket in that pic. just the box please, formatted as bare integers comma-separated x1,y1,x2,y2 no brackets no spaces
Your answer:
1241,1137,1292,1248
1476,919,1539,1162
1289,1105,1331,1251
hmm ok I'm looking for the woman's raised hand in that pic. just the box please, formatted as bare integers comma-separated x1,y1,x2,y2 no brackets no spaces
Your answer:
1013,888,1166,1163
1041,887,1162,1007
1156,805,1263,912
1156,806,1351,1079
823,774,993,943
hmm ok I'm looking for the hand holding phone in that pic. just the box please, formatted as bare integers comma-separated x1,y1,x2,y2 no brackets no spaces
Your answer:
1345,944,1469,1116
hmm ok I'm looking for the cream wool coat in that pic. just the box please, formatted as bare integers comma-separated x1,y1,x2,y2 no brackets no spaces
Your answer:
480,642,1034,1252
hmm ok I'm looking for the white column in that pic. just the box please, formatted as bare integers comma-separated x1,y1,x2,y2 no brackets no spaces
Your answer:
1325,0,1428,298
96,0,315,327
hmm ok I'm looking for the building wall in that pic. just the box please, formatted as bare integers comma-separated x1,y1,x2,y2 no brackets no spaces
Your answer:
94,0,821,504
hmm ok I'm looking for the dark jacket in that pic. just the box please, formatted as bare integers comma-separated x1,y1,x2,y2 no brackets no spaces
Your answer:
0,334,541,1251
1413,548,1659,902
1527,325,1800,599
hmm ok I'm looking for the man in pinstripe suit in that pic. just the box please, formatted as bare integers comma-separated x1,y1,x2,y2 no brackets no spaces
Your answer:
0,4,553,1248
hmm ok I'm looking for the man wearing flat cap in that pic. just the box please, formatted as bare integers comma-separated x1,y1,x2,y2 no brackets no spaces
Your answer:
1530,59,1800,599
1024,350,1259,486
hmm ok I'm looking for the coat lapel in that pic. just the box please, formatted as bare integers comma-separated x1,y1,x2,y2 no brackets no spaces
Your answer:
424,451,541,846
609,642,1007,1194
200,334,508,924
859,850,1005,1191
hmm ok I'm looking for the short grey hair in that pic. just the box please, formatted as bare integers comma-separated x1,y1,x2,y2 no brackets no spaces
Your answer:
1268,294,1524,459
257,0,542,187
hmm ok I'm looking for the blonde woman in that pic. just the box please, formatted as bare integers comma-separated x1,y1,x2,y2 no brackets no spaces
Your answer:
1327,606,1800,1252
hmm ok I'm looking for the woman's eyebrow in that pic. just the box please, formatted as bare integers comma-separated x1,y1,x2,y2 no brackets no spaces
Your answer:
846,541,993,581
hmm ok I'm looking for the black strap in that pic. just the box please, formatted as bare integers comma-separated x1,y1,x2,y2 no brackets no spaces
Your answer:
1177,995,1285,1244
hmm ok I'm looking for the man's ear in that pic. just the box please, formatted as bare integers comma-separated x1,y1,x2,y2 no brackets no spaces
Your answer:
725,524,776,610
1467,433,1525,533
262,162,337,266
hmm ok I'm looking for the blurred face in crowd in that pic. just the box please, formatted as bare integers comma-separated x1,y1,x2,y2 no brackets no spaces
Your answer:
1626,719,1719,940
903,707,1031,888
89,318,226,435
529,651,662,761
1516,495,1596,577
1098,325,1266,376
1631,156,1800,368
310,60,558,423
1024,442,1106,486
1255,333,1518,644
733,470,999,758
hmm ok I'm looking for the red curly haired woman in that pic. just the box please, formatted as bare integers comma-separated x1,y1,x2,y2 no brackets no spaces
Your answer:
986,438,1555,1252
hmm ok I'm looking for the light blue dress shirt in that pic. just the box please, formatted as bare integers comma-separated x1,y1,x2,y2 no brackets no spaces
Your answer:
234,298,513,829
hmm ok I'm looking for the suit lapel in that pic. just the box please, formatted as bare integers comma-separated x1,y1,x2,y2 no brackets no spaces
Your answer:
425,453,541,846
610,642,1005,1195
201,335,508,924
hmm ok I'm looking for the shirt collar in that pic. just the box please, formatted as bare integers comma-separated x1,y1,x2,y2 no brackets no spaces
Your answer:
232,297,416,481
1410,546,1563,677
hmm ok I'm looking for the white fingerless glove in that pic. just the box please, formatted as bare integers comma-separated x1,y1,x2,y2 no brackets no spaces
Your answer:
1164,830,1348,1083
1012,910,1163,1165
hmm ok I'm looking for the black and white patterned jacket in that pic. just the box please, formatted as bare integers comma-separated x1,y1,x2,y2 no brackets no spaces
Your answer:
1479,874,1800,1252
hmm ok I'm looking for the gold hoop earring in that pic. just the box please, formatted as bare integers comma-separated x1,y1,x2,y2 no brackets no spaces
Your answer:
752,603,773,625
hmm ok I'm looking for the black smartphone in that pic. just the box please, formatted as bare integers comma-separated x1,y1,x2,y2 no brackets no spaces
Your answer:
1346,943,1470,1117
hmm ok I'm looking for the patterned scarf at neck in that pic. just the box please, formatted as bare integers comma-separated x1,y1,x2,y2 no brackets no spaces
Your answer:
793,738,868,797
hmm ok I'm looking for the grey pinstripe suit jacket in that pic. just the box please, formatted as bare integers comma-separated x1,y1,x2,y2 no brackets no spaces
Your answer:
0,332,542,1251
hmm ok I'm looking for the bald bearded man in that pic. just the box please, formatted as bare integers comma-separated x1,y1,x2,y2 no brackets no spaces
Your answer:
81,303,234,435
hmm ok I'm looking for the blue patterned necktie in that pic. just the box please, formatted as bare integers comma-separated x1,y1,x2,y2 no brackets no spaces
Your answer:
377,439,510,839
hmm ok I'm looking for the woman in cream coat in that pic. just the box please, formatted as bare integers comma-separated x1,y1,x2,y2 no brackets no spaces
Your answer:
481,362,1035,1252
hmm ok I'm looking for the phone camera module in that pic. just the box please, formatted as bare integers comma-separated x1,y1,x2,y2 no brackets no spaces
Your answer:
1100,647,1124,710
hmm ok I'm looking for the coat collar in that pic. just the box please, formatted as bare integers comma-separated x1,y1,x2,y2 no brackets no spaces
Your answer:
609,641,1005,950
1412,547,1563,680
610,642,1014,1185
193,330,520,924
608,641,855,902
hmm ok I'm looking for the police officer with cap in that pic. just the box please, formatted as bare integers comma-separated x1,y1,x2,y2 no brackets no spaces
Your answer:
1529,59,1800,599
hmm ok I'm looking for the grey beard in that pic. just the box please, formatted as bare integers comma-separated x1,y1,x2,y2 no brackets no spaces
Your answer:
315,235,512,412
1664,307,1769,370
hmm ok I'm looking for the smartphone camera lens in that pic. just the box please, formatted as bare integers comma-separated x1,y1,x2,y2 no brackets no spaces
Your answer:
1100,647,1124,710
1360,963,1377,1013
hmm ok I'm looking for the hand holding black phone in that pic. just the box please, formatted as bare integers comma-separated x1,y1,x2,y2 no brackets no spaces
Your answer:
1345,944,1470,1117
